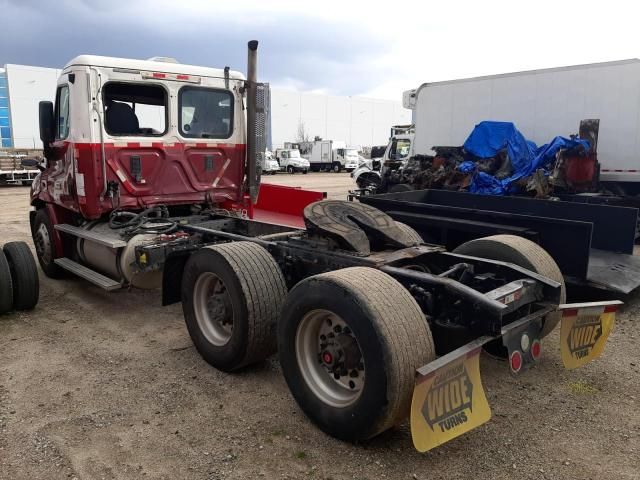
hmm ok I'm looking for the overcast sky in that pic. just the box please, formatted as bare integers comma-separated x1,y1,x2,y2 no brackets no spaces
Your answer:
1,0,638,101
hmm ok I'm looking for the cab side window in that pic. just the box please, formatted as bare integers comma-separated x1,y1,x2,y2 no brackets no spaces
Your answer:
55,85,70,140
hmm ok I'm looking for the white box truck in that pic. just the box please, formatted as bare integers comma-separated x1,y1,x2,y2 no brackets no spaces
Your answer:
406,59,640,189
301,140,359,172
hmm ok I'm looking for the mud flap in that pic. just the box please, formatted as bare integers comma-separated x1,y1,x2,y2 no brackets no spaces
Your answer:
558,301,622,369
410,338,493,452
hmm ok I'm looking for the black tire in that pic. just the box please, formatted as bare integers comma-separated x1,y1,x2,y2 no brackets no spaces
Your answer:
287,166,294,174
3,242,39,310
395,221,423,244
302,169,308,174
32,209,64,278
279,267,435,441
453,234,565,337
0,250,13,314
181,241,287,371
332,163,341,173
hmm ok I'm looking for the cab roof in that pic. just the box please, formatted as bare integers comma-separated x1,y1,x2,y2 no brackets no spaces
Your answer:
64,55,246,81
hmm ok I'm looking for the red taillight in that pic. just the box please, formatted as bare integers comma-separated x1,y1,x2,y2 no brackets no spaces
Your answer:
531,340,541,360
152,72,166,78
177,74,189,80
510,350,522,373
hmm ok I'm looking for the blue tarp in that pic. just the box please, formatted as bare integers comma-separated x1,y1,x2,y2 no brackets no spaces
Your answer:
459,121,590,195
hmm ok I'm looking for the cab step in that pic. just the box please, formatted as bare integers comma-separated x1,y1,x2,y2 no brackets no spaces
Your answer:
54,224,127,248
54,258,122,291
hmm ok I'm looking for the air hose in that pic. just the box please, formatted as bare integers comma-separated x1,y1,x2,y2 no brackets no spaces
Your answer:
108,205,177,235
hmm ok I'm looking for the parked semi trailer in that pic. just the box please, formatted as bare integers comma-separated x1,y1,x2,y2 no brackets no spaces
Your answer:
28,42,620,452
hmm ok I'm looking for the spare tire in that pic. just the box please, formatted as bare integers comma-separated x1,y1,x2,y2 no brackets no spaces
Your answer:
453,234,565,337
0,249,13,314
3,242,39,311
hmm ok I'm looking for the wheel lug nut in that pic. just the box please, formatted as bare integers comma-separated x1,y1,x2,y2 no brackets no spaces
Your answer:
333,325,342,333
320,334,326,341
350,370,358,378
333,372,340,380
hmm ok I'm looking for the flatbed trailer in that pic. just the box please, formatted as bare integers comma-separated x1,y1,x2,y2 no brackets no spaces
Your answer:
26,41,622,453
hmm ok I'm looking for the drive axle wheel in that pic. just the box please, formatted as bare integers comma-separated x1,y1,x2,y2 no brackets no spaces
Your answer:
394,221,423,244
182,242,287,371
287,166,295,174
279,267,435,441
453,234,565,338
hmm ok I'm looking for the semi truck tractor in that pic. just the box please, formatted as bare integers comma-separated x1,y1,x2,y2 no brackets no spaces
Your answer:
27,41,620,452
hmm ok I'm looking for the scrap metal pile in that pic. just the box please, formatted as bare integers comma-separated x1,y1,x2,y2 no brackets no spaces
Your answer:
381,120,598,197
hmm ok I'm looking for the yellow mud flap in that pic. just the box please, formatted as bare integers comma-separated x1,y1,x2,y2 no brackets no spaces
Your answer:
558,301,622,370
410,337,492,452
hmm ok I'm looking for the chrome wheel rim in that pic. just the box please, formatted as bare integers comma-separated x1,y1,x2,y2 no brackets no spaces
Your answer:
35,223,52,264
193,272,233,346
295,309,365,408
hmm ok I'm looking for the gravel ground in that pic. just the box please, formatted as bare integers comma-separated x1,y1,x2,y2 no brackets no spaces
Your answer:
1,175,639,480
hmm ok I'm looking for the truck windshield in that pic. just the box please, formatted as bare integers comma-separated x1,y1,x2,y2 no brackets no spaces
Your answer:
290,150,301,158
390,139,411,159
179,87,233,139
346,149,358,157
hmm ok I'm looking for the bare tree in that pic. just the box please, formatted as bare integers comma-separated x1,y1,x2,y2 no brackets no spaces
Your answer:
296,120,311,143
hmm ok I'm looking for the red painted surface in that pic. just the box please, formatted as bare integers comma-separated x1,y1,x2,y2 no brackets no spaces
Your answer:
31,141,246,220
252,183,325,228
564,155,597,184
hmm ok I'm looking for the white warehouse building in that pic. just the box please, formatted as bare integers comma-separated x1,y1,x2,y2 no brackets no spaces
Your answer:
0,61,410,150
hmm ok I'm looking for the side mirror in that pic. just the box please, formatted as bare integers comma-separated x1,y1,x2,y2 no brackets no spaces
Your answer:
39,101,55,145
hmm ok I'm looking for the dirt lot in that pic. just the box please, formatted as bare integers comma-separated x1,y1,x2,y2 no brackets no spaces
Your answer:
1,174,639,480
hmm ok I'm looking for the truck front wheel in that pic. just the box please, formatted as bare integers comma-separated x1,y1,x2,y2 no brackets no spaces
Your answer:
332,162,341,173
32,209,63,278
181,242,287,371
278,267,435,441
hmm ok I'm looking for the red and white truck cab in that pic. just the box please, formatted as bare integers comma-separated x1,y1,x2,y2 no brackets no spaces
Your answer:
29,42,274,289
33,54,250,218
